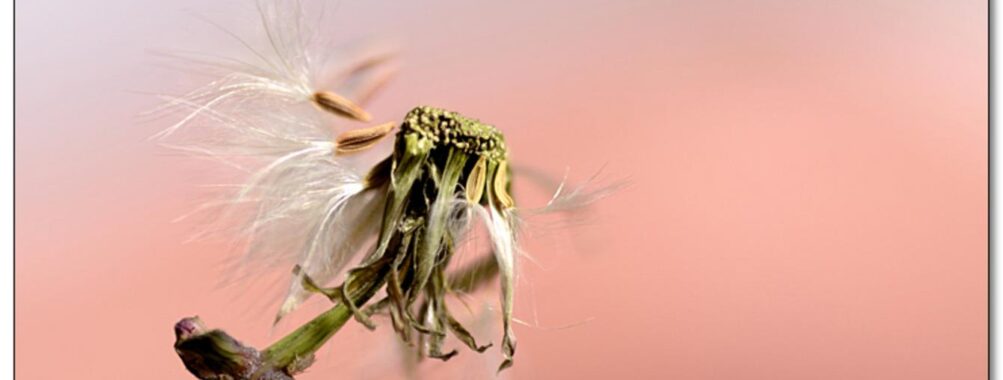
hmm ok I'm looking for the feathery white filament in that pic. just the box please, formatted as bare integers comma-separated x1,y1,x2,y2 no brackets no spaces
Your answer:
277,184,386,320
467,203,519,366
486,206,516,312
153,0,402,322
539,168,626,214
146,0,397,142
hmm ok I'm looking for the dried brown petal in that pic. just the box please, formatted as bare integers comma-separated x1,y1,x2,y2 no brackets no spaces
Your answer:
312,91,372,121
335,122,396,155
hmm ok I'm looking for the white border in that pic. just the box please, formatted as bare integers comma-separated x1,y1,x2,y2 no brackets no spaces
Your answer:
2,1,13,378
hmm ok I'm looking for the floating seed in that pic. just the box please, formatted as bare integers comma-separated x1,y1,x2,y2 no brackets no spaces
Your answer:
335,122,396,155
312,91,372,121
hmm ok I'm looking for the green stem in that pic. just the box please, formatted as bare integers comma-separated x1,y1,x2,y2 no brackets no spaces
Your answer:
173,255,500,379
262,301,352,369
263,271,388,370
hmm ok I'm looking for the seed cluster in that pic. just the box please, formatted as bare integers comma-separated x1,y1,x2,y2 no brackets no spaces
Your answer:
400,106,507,161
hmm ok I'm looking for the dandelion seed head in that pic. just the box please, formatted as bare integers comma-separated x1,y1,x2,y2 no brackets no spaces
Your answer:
158,1,618,376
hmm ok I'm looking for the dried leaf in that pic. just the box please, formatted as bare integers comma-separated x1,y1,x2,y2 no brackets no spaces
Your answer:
498,332,516,373
423,303,458,361
339,264,387,330
294,265,341,302
444,306,492,353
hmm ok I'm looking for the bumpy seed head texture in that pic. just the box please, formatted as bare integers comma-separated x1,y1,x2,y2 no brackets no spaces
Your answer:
159,1,623,378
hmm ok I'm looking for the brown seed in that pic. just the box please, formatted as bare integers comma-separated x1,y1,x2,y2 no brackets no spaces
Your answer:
493,161,515,210
335,122,396,155
466,156,487,203
341,51,396,79
312,91,372,122
354,67,397,106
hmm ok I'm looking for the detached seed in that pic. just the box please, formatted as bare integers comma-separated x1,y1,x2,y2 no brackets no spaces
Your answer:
312,91,372,122
335,122,397,155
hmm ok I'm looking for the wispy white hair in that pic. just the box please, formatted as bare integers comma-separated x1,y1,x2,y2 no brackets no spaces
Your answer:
152,0,396,319
153,2,623,364
147,0,396,141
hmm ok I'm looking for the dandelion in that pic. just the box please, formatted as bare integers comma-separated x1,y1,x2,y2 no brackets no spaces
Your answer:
161,1,620,378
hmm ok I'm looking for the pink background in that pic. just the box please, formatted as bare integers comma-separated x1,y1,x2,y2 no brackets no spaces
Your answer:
15,0,986,379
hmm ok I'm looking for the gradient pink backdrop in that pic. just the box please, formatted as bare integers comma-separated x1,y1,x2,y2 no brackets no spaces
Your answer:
15,0,987,379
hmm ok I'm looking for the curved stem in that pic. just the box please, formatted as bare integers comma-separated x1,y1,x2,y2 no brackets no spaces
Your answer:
263,268,387,369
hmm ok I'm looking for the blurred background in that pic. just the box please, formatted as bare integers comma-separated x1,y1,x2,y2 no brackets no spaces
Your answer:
15,0,986,379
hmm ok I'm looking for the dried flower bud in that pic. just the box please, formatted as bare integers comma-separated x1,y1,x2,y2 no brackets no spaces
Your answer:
173,317,269,379
174,316,207,342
